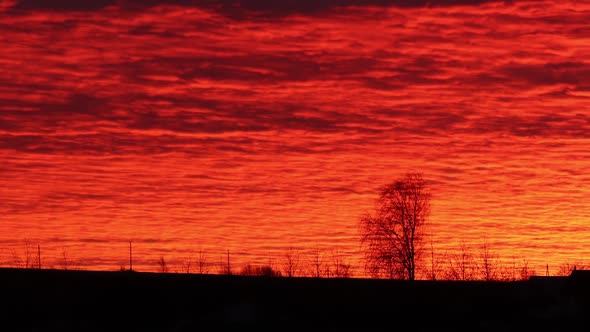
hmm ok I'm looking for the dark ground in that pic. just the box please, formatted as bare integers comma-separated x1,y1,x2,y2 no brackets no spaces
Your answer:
1,268,590,332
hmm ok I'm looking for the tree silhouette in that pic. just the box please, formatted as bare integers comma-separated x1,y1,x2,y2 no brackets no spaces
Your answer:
557,262,585,276
427,235,443,280
11,239,37,269
307,248,325,278
60,247,80,271
327,250,352,278
240,264,281,277
520,259,533,280
281,247,301,277
196,249,208,274
61,247,71,271
360,172,430,280
181,252,194,273
479,239,498,281
158,256,168,273
446,241,476,281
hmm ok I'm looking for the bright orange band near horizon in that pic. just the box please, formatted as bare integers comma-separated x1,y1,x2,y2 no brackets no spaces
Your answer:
0,0,589,278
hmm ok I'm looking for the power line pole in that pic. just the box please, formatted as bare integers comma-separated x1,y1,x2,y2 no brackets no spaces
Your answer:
37,244,41,269
129,241,133,271
227,249,230,275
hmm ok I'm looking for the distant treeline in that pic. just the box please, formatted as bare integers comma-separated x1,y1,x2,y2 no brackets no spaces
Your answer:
2,239,585,280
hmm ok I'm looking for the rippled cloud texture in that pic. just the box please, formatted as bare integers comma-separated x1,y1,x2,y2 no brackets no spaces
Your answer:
1,0,590,273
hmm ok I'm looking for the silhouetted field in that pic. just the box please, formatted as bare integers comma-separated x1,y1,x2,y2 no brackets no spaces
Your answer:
2,268,589,332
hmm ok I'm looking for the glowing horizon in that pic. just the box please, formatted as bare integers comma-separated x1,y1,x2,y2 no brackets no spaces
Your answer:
1,0,589,277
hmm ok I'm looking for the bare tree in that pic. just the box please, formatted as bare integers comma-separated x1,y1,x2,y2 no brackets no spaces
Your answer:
61,249,69,271
180,252,194,274
240,264,255,276
427,235,443,280
446,241,476,281
479,239,498,281
557,262,585,276
519,259,535,280
217,263,231,275
327,250,352,278
281,247,300,277
360,172,430,280
11,249,24,269
308,248,325,278
61,247,72,271
158,256,168,273
490,259,514,282
511,256,517,281
196,249,208,274
240,264,281,277
12,239,36,269
59,247,80,271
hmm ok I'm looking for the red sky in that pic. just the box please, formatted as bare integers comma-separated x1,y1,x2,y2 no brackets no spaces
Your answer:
1,0,590,276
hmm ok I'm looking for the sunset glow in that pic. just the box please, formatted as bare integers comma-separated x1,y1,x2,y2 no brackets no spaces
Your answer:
1,0,590,276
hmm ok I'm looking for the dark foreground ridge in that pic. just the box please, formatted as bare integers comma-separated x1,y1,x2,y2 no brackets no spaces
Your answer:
2,268,590,332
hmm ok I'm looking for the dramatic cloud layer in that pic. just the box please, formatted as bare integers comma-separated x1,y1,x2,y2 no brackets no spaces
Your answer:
1,0,589,274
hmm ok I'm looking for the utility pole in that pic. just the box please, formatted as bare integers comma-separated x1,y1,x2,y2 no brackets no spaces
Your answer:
227,249,230,275
37,244,41,269
129,241,133,271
